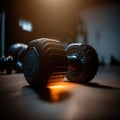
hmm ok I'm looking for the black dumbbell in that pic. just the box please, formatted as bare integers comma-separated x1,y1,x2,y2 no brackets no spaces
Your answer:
0,43,28,74
0,56,13,74
7,43,28,73
23,38,99,86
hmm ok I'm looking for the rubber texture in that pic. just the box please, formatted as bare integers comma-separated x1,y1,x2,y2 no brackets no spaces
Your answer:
23,38,68,87
66,43,99,83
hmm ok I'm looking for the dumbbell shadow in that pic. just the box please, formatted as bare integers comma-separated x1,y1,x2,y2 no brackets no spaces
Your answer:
22,80,73,103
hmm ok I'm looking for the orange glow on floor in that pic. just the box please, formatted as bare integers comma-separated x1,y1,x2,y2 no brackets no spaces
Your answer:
47,81,79,102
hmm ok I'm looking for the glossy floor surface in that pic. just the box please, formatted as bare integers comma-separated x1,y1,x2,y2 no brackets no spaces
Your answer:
0,66,120,120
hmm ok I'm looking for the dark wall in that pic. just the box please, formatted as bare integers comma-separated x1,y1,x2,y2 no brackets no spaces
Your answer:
1,0,119,56
3,0,79,55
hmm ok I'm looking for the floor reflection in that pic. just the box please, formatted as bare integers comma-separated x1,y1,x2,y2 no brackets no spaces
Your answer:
22,81,78,103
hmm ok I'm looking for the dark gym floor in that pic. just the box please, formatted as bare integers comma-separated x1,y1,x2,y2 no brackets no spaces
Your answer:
0,66,120,120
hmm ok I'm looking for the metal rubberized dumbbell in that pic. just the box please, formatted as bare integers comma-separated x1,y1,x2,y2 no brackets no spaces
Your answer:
23,38,99,86
0,56,13,74
7,43,28,73
0,43,28,74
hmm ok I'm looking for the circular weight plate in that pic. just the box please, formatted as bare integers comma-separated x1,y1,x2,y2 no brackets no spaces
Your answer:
23,47,39,85
8,43,28,61
66,43,99,83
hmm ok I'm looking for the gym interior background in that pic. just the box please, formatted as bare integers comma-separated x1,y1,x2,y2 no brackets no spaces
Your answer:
0,0,120,66
0,0,120,120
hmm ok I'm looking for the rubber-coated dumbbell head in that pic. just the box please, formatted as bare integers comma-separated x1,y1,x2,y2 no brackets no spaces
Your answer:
66,43,99,83
23,38,68,86
8,43,28,62
8,43,28,73
5,56,14,74
0,56,14,74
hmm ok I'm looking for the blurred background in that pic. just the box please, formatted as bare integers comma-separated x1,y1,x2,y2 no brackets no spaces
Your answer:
0,0,120,66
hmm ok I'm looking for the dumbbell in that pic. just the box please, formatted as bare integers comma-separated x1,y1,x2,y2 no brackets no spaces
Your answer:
7,43,28,73
23,38,99,86
0,43,28,74
0,56,13,74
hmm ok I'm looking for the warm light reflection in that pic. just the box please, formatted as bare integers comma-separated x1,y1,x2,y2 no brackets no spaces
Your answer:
48,85,66,89
47,0,62,3
47,81,79,102
42,0,64,4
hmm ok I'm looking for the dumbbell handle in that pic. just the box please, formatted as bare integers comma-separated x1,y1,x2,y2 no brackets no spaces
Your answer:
68,55,82,69
52,54,84,74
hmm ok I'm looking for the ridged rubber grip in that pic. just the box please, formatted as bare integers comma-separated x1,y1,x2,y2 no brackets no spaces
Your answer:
23,38,68,86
